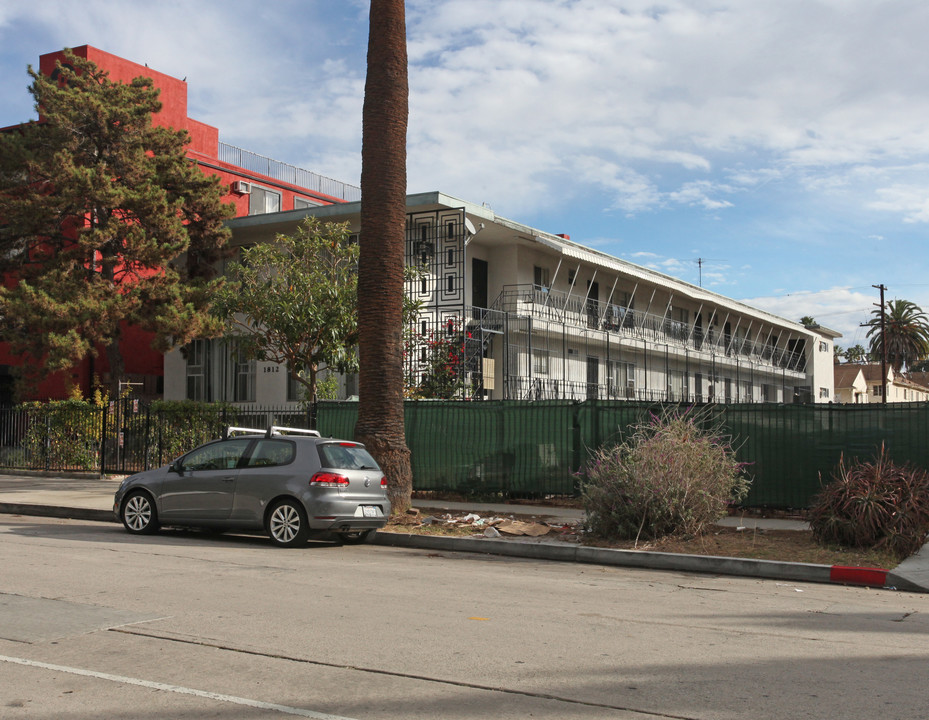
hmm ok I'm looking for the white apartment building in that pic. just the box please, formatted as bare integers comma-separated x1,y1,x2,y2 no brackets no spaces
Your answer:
163,192,839,405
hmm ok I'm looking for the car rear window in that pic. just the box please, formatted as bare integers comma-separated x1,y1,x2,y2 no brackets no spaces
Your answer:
317,443,380,471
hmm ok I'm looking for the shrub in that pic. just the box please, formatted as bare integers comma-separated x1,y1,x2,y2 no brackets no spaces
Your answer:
808,446,929,559
581,407,751,543
21,399,103,471
144,400,240,465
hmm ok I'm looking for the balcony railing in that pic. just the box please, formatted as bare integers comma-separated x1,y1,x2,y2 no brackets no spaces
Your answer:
217,143,361,202
506,377,767,403
494,284,807,373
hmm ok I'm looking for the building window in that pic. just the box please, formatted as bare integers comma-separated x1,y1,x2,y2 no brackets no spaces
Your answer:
185,339,255,402
609,361,635,398
819,341,829,352
533,265,550,289
294,196,321,210
287,366,305,402
873,385,883,396
819,387,830,398
231,345,256,402
185,339,209,401
446,275,455,292
248,185,281,215
532,349,549,375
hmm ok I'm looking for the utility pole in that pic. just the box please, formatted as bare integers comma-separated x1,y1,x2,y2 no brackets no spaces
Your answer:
873,284,887,404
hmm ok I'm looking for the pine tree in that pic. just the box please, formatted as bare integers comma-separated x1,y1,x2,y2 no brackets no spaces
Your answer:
0,49,234,392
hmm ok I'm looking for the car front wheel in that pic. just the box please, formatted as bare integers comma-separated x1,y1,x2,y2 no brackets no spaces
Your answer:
121,492,160,535
267,499,309,547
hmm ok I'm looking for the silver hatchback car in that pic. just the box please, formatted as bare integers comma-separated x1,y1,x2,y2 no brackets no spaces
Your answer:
113,426,391,547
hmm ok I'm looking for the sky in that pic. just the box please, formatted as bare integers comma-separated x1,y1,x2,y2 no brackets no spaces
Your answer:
2,0,928,347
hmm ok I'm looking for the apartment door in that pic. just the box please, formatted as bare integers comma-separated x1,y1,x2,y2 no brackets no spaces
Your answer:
694,313,704,349
586,356,599,399
586,281,600,328
472,258,488,311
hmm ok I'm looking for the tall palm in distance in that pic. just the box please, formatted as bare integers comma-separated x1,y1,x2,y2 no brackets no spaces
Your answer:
865,299,929,373
843,344,871,364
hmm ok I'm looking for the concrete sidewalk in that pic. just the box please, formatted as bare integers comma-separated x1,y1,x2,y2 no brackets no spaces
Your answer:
1,471,927,593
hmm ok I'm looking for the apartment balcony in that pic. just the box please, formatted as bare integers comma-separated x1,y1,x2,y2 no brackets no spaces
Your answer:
493,284,807,374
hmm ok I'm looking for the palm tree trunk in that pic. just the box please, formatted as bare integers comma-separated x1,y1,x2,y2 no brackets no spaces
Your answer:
356,0,413,513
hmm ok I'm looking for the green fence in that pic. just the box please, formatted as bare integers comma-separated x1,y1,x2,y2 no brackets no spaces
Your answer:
2,399,928,509
289,399,929,508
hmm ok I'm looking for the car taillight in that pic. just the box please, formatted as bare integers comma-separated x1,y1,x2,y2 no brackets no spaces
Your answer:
310,472,350,487
381,478,387,487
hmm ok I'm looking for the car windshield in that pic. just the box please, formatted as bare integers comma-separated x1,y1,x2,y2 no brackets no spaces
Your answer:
317,443,380,471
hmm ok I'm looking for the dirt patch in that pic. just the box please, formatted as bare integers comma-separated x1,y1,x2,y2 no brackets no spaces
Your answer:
385,512,901,570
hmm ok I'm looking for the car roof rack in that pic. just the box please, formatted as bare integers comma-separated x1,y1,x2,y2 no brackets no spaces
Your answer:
223,426,321,439
266,426,321,438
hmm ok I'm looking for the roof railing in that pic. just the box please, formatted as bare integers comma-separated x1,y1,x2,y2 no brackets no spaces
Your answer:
217,142,361,202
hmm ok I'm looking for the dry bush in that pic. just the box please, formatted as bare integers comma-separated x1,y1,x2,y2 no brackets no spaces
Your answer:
582,407,750,544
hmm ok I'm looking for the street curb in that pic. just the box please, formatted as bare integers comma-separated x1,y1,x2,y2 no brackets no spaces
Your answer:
372,532,904,591
0,502,914,592
0,503,115,524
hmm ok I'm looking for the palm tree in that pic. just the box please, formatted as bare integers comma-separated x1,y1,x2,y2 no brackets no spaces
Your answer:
356,0,413,513
865,299,929,373
844,344,870,364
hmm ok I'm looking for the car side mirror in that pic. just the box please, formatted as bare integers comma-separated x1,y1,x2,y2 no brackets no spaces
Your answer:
169,461,182,474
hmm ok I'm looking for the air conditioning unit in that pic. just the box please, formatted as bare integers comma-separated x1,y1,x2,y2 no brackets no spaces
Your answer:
232,181,251,195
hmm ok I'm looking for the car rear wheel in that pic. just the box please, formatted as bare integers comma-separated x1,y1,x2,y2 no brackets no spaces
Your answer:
337,530,373,545
121,492,160,535
267,499,309,547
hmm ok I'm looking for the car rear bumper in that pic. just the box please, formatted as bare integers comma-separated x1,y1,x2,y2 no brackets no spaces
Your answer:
304,496,391,531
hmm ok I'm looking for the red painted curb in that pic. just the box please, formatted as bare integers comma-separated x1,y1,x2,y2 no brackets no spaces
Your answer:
830,565,888,587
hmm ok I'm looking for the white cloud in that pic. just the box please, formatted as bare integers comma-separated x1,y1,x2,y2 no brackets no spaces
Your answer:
668,181,735,211
5,0,929,233
742,287,877,342
868,184,929,223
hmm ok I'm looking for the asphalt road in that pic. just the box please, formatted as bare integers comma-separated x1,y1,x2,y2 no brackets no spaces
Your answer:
1,515,927,720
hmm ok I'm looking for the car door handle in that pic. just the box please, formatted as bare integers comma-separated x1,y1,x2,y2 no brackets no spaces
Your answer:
221,476,235,483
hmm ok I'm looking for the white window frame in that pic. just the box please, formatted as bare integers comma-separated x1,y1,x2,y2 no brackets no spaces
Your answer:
294,196,321,210
248,184,282,215
532,348,550,375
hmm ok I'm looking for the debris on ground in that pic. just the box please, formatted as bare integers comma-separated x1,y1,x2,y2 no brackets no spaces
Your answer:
409,510,582,540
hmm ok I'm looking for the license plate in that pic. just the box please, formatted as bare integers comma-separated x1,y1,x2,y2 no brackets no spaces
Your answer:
362,505,378,518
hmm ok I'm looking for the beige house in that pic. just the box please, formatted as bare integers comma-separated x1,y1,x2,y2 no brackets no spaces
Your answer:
833,364,868,403
835,363,929,403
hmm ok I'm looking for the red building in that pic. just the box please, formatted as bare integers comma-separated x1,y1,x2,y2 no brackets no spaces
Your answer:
0,45,358,403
